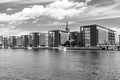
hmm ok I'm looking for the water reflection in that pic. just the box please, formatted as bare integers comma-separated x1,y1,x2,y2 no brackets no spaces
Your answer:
0,49,120,80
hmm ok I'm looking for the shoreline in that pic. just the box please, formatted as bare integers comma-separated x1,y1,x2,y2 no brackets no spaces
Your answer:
1,46,119,51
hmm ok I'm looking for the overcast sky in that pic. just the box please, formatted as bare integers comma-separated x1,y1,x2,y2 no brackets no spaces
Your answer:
0,0,120,37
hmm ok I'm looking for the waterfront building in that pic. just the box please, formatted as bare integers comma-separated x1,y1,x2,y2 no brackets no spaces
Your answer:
48,30,69,47
29,32,40,47
16,36,22,47
39,33,48,47
21,35,29,47
3,37,9,48
9,36,17,47
80,24,116,47
70,31,83,47
45,33,48,47
0,36,3,48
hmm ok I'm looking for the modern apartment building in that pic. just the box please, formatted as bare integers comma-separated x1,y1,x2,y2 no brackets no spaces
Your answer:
21,35,29,47
3,37,8,48
39,33,48,47
9,36,17,47
29,32,40,47
48,30,69,47
16,36,22,47
80,24,116,47
70,31,83,46
0,36,3,48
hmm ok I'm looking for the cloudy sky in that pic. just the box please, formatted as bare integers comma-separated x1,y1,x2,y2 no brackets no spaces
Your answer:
0,0,120,37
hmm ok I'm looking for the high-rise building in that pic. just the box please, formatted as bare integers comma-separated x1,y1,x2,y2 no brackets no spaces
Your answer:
39,33,48,47
80,24,116,47
29,32,40,47
48,30,69,47
21,35,29,47
3,37,8,48
16,36,22,47
0,36,3,48
9,36,17,47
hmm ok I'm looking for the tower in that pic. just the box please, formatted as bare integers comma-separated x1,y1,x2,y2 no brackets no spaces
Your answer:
65,20,70,33
118,35,120,46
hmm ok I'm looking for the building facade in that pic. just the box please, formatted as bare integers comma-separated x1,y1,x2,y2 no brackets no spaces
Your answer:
48,30,69,47
39,33,48,47
9,36,17,47
21,35,29,47
80,24,115,47
29,32,40,47
0,36,3,48
70,31,83,47
3,37,8,48
16,36,22,47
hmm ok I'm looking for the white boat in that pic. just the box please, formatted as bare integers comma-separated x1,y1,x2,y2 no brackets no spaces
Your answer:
58,46,67,52
28,47,32,49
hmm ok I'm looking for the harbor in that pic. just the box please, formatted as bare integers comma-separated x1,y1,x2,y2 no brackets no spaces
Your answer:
0,0,120,79
0,49,120,80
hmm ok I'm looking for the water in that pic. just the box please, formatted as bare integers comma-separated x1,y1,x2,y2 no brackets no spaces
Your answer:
0,49,120,80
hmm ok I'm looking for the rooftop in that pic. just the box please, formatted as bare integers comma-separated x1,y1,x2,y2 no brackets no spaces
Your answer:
81,24,116,32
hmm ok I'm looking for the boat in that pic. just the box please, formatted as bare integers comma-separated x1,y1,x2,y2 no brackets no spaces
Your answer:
28,47,32,49
58,46,67,52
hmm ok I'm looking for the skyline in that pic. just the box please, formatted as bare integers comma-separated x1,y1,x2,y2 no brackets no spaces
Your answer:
0,0,120,36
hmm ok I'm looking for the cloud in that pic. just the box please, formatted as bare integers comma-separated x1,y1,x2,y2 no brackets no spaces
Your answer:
7,8,14,11
114,0,120,3
9,25,15,28
0,0,90,23
0,0,120,23
79,2,120,21
0,5,45,22
32,18,39,23
0,0,21,4
38,21,75,26
19,0,57,4
0,24,5,27
48,0,75,9
0,27,30,36
86,0,92,3
0,0,56,4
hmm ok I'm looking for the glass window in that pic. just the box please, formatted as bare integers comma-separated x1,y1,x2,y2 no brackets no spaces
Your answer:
84,34,90,37
84,28,90,31
85,39,90,44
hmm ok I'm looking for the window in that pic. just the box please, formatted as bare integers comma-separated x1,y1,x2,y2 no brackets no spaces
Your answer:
83,27,91,46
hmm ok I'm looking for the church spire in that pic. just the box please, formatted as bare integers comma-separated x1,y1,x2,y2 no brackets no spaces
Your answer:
65,20,70,33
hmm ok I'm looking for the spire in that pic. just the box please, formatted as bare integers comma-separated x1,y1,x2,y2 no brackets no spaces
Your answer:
66,20,68,27
65,20,70,33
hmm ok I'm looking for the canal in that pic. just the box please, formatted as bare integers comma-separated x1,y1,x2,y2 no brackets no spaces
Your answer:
0,49,120,80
